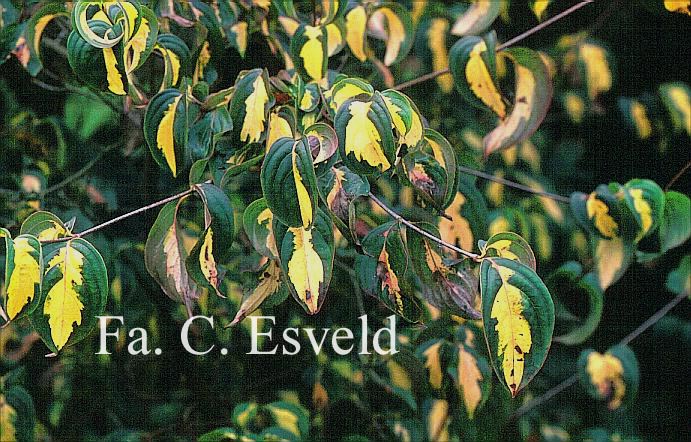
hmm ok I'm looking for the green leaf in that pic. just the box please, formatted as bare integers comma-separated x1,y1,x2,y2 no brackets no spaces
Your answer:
318,165,370,242
659,82,690,135
380,89,424,148
660,191,690,253
273,208,334,315
450,0,502,36
665,255,690,298
143,88,194,177
197,428,240,442
185,183,235,296
291,24,328,83
228,68,274,146
370,3,415,66
483,47,553,157
450,324,492,419
64,93,118,140
144,200,201,314
327,76,373,114
479,257,555,396
24,2,68,76
263,401,310,439
30,238,108,352
407,223,481,319
620,179,665,242
335,93,396,176
0,228,43,322
449,32,505,117
230,260,289,326
261,137,320,229
480,231,537,271
154,33,191,89
577,345,639,410
355,223,423,322
547,262,604,346
243,198,279,259
20,211,71,241
0,385,36,442
67,21,127,96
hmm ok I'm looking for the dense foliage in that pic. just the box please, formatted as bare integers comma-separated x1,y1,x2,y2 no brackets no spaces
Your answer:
0,1,689,441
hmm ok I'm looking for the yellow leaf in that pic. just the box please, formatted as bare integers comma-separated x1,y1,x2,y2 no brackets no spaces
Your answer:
241,74,270,143
33,14,56,56
489,216,510,237
124,17,150,72
231,21,248,55
428,18,453,93
531,1,550,20
594,237,625,290
267,406,300,437
37,221,67,241
564,92,585,124
666,85,691,135
490,264,532,396
586,193,618,238
664,0,690,15
257,208,279,257
345,101,391,171
300,88,314,110
451,0,495,36
194,41,211,83
292,144,313,228
6,238,40,319
439,192,474,253
199,229,218,290
371,8,405,66
483,63,538,154
466,40,506,117
331,82,371,113
630,100,652,139
387,360,412,390
299,26,325,81
423,341,443,389
266,111,293,153
326,167,347,213
158,47,181,85
411,0,428,24
232,260,281,325
586,351,626,409
629,188,653,240
44,244,86,350
0,396,17,442
103,47,126,95
325,22,343,56
579,43,611,100
156,94,182,177
287,227,324,314
382,95,423,147
378,245,403,313
345,6,368,62
457,344,483,418
427,399,449,442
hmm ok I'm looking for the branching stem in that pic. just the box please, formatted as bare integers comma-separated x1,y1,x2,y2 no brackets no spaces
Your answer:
510,292,688,420
393,0,595,91
367,192,481,261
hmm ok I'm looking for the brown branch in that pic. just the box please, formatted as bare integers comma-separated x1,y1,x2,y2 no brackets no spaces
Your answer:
40,184,207,244
510,292,688,420
393,0,596,91
457,165,570,203
367,192,481,261
43,143,120,195
665,159,691,191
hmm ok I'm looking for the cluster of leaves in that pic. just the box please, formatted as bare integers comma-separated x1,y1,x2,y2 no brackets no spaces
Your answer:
0,0,689,441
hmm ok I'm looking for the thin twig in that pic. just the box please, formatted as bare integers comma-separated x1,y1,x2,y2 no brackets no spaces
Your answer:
510,292,688,420
664,159,691,191
393,0,596,91
457,165,570,203
41,185,204,244
43,143,120,195
367,192,481,261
